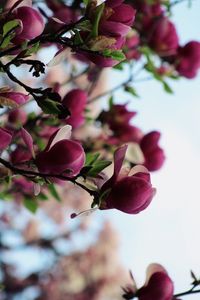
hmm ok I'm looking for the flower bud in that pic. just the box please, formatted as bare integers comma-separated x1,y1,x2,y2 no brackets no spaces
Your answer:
148,17,179,56
8,109,27,125
62,89,87,128
102,173,155,214
35,126,85,177
100,145,155,214
10,146,32,165
0,90,29,106
0,127,12,150
13,6,44,41
140,131,165,171
138,264,174,300
175,41,200,78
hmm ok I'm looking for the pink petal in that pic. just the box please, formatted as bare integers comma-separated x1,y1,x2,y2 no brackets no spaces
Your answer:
21,127,35,158
145,264,168,286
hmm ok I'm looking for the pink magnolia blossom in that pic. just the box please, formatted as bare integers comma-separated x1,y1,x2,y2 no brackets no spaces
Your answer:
0,89,29,106
13,6,44,42
13,177,34,196
124,32,141,60
100,104,137,128
133,0,163,32
140,131,165,171
0,127,12,150
62,89,87,128
8,109,27,125
36,125,85,177
47,5,78,31
100,145,156,214
100,2,136,38
175,41,200,78
99,104,143,144
10,146,32,165
137,264,174,300
148,17,179,56
78,0,135,67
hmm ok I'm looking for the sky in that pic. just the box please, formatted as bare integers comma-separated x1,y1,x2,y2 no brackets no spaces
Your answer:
1,1,200,299
102,0,200,297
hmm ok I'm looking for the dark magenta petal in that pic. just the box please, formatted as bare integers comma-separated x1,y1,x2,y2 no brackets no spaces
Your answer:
106,0,124,8
0,92,29,105
100,20,130,38
82,52,119,67
140,131,165,171
148,17,179,56
10,146,32,165
109,4,136,26
140,131,161,152
62,89,87,128
8,109,27,125
104,175,155,214
138,272,174,300
176,41,200,79
14,6,44,41
101,145,127,191
0,128,12,150
36,140,85,177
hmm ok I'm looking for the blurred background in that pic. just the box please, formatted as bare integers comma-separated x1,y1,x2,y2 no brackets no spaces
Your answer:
1,0,200,299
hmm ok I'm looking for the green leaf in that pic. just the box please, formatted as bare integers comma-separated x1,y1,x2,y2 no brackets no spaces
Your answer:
83,0,89,6
75,19,92,32
24,198,38,213
25,42,40,56
0,191,12,201
162,81,173,94
48,183,61,202
125,86,139,98
113,62,124,70
3,19,20,37
37,193,49,201
85,153,100,166
87,160,112,177
102,49,126,61
73,29,84,46
108,95,114,109
90,3,105,38
0,35,14,49
38,99,62,115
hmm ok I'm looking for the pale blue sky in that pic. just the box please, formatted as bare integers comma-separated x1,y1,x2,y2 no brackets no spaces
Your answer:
104,1,200,297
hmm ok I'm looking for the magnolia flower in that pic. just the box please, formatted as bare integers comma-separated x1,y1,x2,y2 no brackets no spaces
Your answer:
35,125,85,177
175,41,200,79
137,264,174,300
0,127,12,150
100,1,136,38
140,131,165,171
8,109,27,125
99,104,143,143
148,17,179,56
0,87,29,107
13,5,44,42
62,89,87,128
100,145,156,214
77,0,135,67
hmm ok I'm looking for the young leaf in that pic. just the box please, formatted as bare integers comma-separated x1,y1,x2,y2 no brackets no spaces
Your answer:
3,20,21,37
48,183,61,202
102,49,126,61
90,3,105,38
125,86,139,98
24,198,38,213
85,153,100,166
162,81,173,94
87,160,112,177
38,99,63,115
